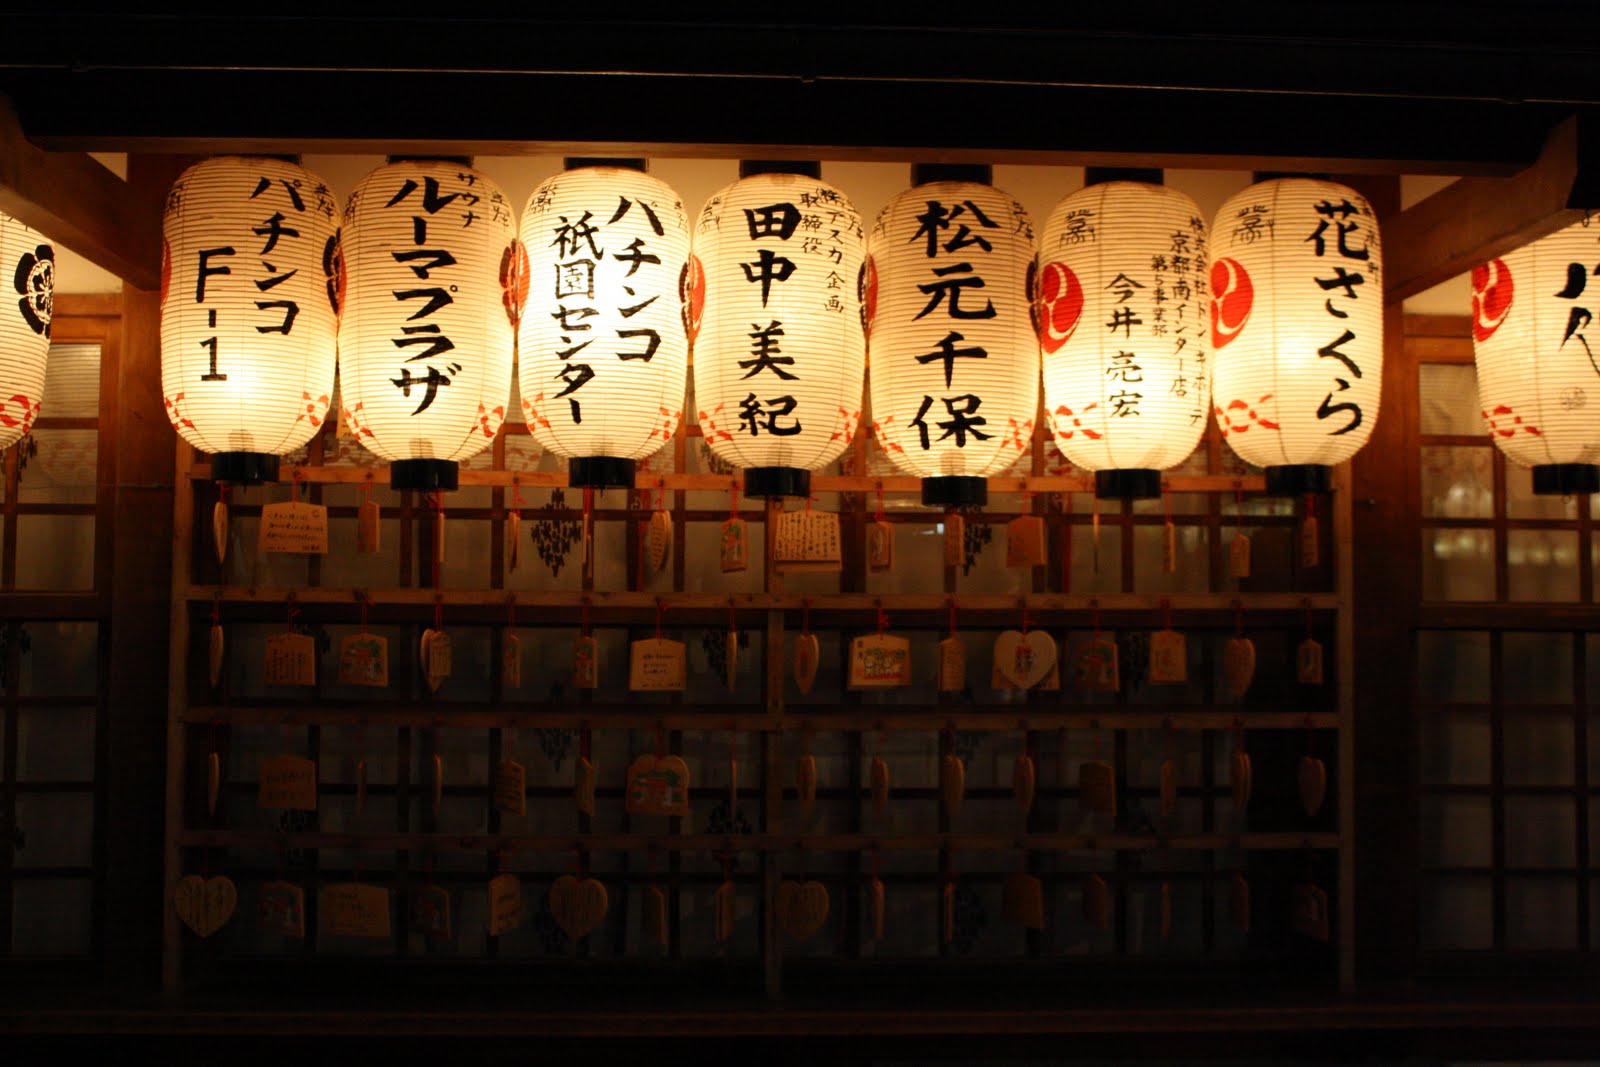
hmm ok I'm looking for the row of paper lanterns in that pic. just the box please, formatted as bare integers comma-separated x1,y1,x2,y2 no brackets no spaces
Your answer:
0,157,1593,501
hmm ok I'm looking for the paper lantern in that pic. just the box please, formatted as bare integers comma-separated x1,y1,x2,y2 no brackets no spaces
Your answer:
1209,177,1384,494
0,212,54,451
692,162,865,498
1038,175,1210,498
866,165,1038,507
160,156,338,482
520,161,690,489
339,158,519,491
1472,215,1600,494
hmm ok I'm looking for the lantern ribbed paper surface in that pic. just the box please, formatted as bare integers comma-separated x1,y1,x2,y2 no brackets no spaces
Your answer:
520,167,689,487
1209,178,1383,493
1038,181,1209,497
339,160,519,488
161,157,338,480
0,211,52,450
866,180,1037,506
692,172,864,496
1473,215,1600,494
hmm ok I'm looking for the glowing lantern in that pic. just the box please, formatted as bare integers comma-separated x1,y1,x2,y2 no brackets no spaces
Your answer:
159,156,337,482
0,211,52,450
521,160,690,489
1473,214,1600,494
692,161,864,498
1038,172,1210,498
339,158,519,491
1209,177,1384,494
866,164,1037,507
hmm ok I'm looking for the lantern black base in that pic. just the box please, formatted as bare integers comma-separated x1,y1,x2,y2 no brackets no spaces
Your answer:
744,466,811,499
390,459,459,492
1265,464,1331,496
1095,468,1163,500
921,476,987,508
210,451,280,485
568,456,635,490
1533,463,1600,495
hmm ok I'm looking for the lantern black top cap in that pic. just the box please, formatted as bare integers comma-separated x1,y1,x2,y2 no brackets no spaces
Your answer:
740,160,822,179
912,163,992,187
387,155,474,167
1085,167,1163,187
565,157,648,173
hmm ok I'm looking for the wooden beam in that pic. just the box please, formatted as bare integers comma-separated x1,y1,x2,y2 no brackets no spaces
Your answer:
0,95,160,289
1385,116,1586,305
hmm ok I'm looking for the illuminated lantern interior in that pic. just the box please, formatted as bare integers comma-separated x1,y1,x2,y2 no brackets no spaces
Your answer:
0,210,52,452
1209,176,1384,495
160,155,337,483
1472,214,1600,495
865,163,1038,508
692,161,865,499
520,159,690,490
1038,170,1210,500
338,157,519,492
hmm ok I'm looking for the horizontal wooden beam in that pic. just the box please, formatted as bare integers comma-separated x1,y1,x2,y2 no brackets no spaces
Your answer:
184,706,1341,732
0,94,160,289
1385,116,1586,305
177,830,1340,855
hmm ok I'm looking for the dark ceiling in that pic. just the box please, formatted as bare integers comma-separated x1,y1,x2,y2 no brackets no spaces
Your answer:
2,10,1598,172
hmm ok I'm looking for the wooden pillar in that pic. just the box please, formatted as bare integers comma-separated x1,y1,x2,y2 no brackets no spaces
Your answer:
1347,172,1420,984
105,153,192,990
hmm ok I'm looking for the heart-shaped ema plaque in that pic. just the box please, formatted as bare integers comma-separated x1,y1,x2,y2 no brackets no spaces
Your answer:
549,874,609,940
174,874,237,938
993,630,1057,690
625,753,692,817
776,879,830,943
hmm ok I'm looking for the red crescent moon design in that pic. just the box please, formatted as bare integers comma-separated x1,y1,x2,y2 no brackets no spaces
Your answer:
1470,258,1513,343
1036,261,1084,353
1210,258,1252,349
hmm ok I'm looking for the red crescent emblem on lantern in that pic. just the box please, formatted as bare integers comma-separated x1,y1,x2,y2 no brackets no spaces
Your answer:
500,241,530,328
860,257,879,337
1470,258,1513,343
1036,261,1084,353
1210,258,1252,349
681,255,705,343
159,239,171,309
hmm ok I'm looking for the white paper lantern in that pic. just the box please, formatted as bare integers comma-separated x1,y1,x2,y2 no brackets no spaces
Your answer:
1209,178,1384,494
339,159,519,490
160,156,338,482
1038,179,1209,498
691,167,865,498
0,212,53,450
1473,214,1600,494
866,173,1038,507
520,164,689,489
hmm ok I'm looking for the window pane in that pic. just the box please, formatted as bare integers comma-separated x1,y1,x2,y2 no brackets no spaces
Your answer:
1420,709,1491,784
1420,794,1491,867
1417,631,1490,703
1420,876,1492,949
11,878,93,956
1420,446,1492,519
1505,797,1576,867
1502,632,1574,704
39,343,100,417
1419,363,1481,436
1507,530,1579,602
16,429,97,505
1503,712,1575,785
1507,465,1580,520
14,514,95,590
17,621,97,697
1507,879,1577,949
17,705,95,781
14,792,93,868
1422,528,1495,601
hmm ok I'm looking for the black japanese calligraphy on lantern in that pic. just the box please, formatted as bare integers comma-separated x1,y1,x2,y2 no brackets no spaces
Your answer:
385,172,471,416
911,199,998,257
910,394,991,449
738,393,801,436
915,331,986,388
739,321,796,380
1555,260,1600,371
1307,198,1371,434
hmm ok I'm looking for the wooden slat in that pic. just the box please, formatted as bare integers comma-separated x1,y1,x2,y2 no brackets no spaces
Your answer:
1385,116,1585,304
182,706,1341,732
186,586,1337,614
177,830,1340,855
0,96,160,289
